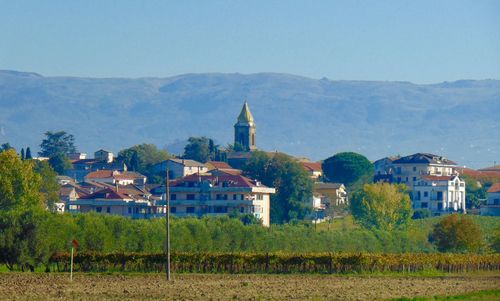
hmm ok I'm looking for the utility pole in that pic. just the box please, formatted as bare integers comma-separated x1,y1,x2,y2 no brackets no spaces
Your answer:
165,168,171,281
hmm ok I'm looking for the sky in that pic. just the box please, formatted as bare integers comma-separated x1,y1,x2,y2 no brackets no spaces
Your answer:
1,0,499,83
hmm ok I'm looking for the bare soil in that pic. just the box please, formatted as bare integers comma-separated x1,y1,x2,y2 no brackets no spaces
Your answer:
0,273,498,300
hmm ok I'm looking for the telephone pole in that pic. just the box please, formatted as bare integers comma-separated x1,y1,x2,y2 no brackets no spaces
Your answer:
166,168,171,281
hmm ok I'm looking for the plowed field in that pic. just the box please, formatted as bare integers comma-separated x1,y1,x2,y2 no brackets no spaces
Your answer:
0,273,498,300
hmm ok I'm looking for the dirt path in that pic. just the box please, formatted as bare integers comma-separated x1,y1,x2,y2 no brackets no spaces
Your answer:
0,273,498,300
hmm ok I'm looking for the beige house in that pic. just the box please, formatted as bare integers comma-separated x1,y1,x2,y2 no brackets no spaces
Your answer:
313,182,348,206
152,158,208,179
481,183,500,216
301,162,323,179
84,170,147,187
169,173,275,226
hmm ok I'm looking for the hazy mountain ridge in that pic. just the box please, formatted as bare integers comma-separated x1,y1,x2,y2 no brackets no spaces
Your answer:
0,70,499,168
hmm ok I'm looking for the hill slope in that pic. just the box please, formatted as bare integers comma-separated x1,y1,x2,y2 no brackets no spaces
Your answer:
0,70,499,167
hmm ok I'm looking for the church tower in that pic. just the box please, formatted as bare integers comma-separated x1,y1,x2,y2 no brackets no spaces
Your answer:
234,101,256,151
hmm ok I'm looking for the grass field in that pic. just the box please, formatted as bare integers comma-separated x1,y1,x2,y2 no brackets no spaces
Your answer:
0,272,498,300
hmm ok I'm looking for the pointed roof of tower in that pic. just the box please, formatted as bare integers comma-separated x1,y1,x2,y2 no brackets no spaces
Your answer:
236,101,255,124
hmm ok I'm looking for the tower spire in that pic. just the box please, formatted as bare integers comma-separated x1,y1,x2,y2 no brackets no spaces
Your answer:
234,100,257,151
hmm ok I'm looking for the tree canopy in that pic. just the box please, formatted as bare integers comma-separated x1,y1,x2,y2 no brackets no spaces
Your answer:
38,131,76,157
322,152,374,189
117,143,172,183
350,183,412,231
244,151,313,223
183,137,220,163
429,214,484,253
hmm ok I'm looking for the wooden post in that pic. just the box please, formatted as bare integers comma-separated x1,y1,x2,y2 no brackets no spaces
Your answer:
70,247,74,282
166,168,171,281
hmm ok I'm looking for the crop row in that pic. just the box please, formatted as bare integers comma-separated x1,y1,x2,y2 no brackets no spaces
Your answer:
49,252,500,274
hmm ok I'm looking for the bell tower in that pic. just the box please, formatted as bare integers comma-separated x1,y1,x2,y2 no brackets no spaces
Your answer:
234,101,256,151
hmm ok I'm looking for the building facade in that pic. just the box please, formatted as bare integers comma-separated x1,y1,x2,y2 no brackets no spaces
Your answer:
152,159,208,179
481,183,500,216
169,173,275,226
412,175,466,213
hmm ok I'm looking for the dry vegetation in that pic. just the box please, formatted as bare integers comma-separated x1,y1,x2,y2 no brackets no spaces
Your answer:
0,273,498,300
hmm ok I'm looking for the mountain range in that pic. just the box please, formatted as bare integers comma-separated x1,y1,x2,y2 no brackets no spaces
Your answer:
1,70,499,168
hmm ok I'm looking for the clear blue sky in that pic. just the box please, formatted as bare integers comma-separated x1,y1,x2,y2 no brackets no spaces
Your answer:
1,0,499,83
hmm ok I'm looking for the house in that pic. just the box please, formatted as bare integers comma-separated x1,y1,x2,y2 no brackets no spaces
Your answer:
152,158,208,179
66,186,163,218
313,182,348,206
206,161,243,176
391,153,458,185
84,170,147,187
412,175,466,214
373,156,400,182
481,183,500,216
168,173,275,226
301,162,323,179
68,152,87,160
94,149,114,163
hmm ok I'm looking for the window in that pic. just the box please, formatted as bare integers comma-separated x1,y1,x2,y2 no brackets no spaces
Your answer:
223,194,228,200
241,194,244,200
170,194,176,200
170,207,177,213
96,207,102,213
413,177,417,182
216,194,222,200
106,207,111,213
215,206,228,213
396,167,401,174
186,207,195,213
240,207,245,213
424,191,428,197
437,202,443,211
397,177,401,183
187,194,195,200
405,177,408,182
494,199,500,205
421,202,428,208
251,134,255,146
128,207,132,214
232,194,237,200
437,191,443,201
256,194,263,200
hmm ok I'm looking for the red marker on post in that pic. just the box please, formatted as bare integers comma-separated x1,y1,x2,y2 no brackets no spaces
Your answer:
70,239,79,281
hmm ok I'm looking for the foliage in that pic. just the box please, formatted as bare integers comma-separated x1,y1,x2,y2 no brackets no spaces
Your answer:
25,147,32,160
350,183,413,231
462,174,487,209
117,144,172,183
322,152,374,189
413,209,431,219
429,214,484,253
0,149,43,211
38,131,76,157
48,251,500,274
183,137,220,163
244,151,313,223
33,161,60,210
48,153,72,174
0,143,14,152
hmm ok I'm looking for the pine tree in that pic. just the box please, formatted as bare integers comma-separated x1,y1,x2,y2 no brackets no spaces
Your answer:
25,147,32,159
20,148,25,160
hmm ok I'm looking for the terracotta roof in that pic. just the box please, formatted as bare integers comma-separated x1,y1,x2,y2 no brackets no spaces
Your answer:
85,170,115,179
207,161,232,169
487,183,500,193
172,173,267,189
301,162,323,172
210,168,243,176
421,175,455,181
393,153,457,165
479,165,500,172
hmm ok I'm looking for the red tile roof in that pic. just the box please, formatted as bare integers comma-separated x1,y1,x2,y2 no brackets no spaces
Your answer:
172,173,267,188
301,162,323,172
487,183,500,193
207,161,232,169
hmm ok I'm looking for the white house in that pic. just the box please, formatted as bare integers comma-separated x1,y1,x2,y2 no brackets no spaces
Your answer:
412,175,466,214
391,153,459,185
481,183,500,216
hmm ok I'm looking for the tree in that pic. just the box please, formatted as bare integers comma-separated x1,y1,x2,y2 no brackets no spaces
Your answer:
20,148,25,160
462,175,486,209
117,144,172,182
429,214,484,253
0,143,14,152
183,137,212,163
322,152,374,189
48,153,72,174
39,131,76,157
350,183,412,231
244,151,313,223
33,161,60,210
25,147,32,160
0,149,43,211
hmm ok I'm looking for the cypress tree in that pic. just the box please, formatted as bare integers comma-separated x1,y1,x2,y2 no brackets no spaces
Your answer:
25,147,32,159
20,148,25,160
